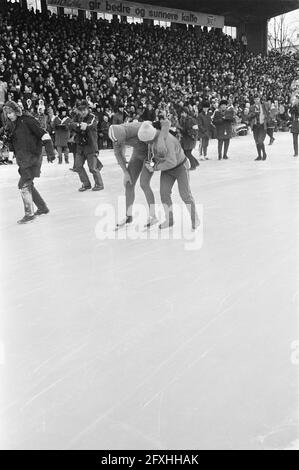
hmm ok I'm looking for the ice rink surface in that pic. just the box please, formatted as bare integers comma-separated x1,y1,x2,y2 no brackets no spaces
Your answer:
0,132,298,450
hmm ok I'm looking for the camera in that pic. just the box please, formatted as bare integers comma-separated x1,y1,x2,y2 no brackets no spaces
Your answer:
77,130,89,146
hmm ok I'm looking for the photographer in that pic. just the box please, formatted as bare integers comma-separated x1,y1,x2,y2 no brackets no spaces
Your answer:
70,101,104,192
0,101,55,224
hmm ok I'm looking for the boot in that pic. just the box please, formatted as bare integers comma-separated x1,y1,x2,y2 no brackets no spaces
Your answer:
92,185,104,191
17,215,35,224
35,208,50,216
78,184,91,192
58,156,62,164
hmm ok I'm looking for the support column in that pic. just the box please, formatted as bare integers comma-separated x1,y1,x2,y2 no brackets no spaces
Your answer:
20,0,28,9
78,9,86,20
143,18,153,27
57,6,64,16
0,0,7,12
121,15,127,23
41,0,47,15
237,19,268,55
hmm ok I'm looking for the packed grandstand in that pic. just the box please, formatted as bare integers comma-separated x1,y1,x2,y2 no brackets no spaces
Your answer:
0,1,297,128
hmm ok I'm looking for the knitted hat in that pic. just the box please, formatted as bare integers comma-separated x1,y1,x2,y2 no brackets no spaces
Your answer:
219,100,228,106
3,100,22,116
137,121,157,142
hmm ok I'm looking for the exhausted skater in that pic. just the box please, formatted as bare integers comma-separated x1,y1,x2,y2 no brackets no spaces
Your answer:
213,100,234,160
249,95,269,161
69,101,104,191
0,101,55,224
108,121,157,228
138,120,200,231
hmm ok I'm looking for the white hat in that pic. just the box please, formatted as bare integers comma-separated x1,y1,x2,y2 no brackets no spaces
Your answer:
138,121,157,142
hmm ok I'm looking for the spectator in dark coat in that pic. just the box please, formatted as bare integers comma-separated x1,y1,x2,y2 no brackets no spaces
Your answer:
249,95,269,161
112,104,126,125
98,114,112,149
198,101,214,160
140,103,156,122
178,107,199,170
289,103,299,157
0,101,55,224
51,107,71,164
69,101,104,191
213,100,234,160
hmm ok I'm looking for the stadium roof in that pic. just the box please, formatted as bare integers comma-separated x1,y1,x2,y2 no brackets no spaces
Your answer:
136,0,299,24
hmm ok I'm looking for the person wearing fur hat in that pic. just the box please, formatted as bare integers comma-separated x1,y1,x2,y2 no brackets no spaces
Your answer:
51,107,71,164
138,120,200,231
69,100,104,191
0,101,55,224
248,95,270,161
198,102,214,160
109,121,157,228
213,100,234,160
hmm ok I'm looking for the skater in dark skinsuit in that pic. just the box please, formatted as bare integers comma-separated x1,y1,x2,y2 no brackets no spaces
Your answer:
109,121,158,228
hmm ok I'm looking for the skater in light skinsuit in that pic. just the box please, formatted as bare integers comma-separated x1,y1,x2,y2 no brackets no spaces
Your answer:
109,121,158,228
138,120,200,231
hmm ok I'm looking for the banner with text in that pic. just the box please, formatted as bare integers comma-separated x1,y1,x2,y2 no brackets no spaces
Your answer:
47,0,224,28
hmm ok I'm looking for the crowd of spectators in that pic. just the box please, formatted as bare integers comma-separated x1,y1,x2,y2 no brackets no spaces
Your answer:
0,0,298,160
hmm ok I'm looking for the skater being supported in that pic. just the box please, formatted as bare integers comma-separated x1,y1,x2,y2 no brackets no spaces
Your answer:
138,120,200,231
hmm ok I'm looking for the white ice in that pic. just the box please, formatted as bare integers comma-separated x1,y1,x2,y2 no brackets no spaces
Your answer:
0,132,298,450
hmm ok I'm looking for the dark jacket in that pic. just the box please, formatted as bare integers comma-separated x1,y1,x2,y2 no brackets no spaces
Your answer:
69,112,98,155
248,103,269,130
213,108,235,140
290,106,299,134
2,114,54,174
198,110,214,139
51,115,71,147
178,115,197,150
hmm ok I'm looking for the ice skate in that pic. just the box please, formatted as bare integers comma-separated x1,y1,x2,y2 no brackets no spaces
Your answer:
159,220,174,230
115,215,133,231
192,218,201,231
144,215,159,229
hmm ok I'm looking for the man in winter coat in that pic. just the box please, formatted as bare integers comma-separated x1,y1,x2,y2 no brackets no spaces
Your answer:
178,107,199,170
69,101,104,192
248,95,270,161
289,103,299,157
213,100,234,160
51,107,71,164
0,101,55,224
108,121,157,228
198,102,214,160
265,98,278,146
